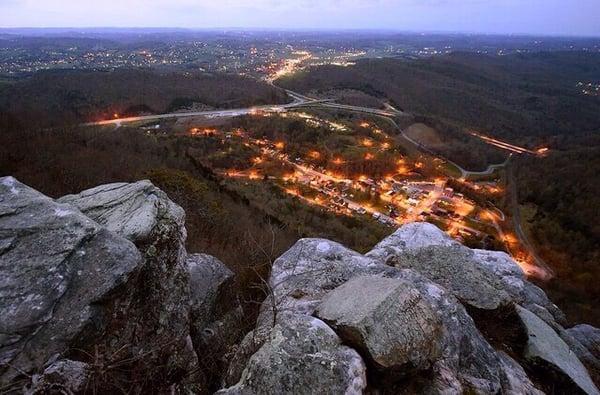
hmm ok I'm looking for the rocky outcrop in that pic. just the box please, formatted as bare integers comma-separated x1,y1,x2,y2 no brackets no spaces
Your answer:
58,180,186,243
222,223,600,394
27,359,91,394
223,237,541,394
368,223,564,320
59,180,197,389
1,178,242,393
517,306,599,394
0,177,142,387
472,249,565,323
4,178,600,394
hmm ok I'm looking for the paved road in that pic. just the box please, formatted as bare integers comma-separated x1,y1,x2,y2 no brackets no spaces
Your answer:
86,98,331,127
400,130,511,178
507,164,554,280
87,87,402,127
305,102,403,117
462,156,512,177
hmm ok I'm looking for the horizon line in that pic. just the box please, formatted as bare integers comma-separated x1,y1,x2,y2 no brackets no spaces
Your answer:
0,27,599,39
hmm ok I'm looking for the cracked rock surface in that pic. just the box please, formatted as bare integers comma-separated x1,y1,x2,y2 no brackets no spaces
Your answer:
0,177,141,384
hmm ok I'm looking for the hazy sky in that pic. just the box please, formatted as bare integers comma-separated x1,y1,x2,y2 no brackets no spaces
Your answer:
1,0,599,36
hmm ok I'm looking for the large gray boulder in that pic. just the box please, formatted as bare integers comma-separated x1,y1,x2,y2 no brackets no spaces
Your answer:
516,305,600,395
365,222,458,257
225,238,541,394
379,243,513,310
566,325,600,385
0,177,142,386
58,180,197,386
216,313,367,395
367,223,561,316
315,275,443,371
58,180,186,243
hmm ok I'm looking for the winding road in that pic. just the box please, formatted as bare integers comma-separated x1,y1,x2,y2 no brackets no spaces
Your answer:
507,165,554,280
86,83,551,280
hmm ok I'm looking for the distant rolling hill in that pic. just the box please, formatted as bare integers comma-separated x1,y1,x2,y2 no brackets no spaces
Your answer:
0,68,288,127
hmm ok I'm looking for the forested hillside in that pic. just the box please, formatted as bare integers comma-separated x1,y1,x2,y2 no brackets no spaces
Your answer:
514,141,600,323
0,69,288,127
279,51,600,145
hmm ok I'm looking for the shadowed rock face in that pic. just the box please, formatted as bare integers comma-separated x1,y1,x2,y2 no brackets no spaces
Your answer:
517,306,599,395
58,180,197,388
188,253,243,387
0,177,142,384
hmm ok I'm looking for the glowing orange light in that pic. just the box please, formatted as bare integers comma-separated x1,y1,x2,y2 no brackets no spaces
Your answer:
275,141,285,150
381,142,390,149
249,170,260,180
359,122,370,128
308,150,321,159
380,193,392,202
364,153,374,160
373,128,383,134
252,157,263,164
361,139,374,147
113,113,119,119
332,157,345,165
415,162,424,169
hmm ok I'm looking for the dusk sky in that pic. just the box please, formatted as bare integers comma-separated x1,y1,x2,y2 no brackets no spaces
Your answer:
1,0,599,36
